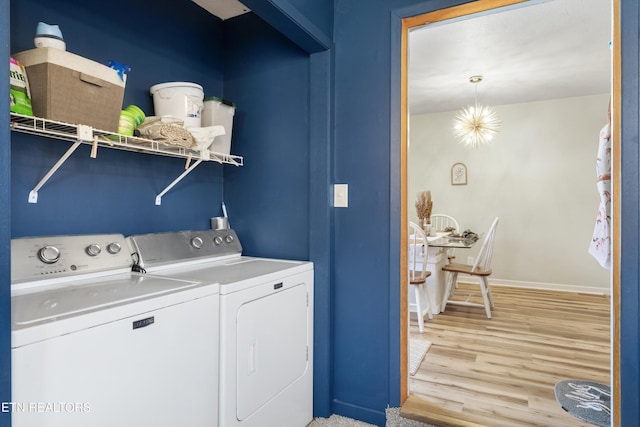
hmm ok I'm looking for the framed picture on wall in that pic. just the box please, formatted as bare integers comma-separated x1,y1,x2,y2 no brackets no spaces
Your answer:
451,162,467,185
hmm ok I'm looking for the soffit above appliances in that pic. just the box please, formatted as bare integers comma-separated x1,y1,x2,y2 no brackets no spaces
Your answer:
192,0,250,20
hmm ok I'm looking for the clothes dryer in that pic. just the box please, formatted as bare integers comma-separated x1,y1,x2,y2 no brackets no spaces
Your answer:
128,229,313,427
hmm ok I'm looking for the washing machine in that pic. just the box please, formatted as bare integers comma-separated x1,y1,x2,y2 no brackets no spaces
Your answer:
128,229,314,427
10,234,219,427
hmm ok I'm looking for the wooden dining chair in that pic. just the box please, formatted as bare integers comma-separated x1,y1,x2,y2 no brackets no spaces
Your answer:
441,217,499,319
408,221,433,332
429,213,460,263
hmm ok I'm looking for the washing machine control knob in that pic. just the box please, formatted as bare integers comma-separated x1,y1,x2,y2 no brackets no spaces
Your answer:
38,245,61,264
85,244,102,257
107,242,122,254
214,236,224,246
191,236,204,249
225,234,234,243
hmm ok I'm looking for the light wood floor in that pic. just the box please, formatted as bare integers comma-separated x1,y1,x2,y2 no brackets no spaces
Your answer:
402,283,611,427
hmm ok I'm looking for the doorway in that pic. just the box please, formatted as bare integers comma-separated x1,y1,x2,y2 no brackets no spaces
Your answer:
398,0,620,424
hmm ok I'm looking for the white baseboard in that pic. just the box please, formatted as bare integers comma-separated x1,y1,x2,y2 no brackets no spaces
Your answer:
457,276,611,296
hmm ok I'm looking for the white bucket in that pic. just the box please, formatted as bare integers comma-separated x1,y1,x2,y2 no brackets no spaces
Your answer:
202,97,235,155
150,82,204,128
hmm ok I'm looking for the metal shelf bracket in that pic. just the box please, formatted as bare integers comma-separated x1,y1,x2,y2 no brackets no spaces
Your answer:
155,159,204,206
28,141,82,204
27,124,94,203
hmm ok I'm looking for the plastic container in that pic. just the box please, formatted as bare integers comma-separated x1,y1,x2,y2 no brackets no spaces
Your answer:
149,82,204,128
35,22,64,40
117,110,137,136
34,22,65,51
124,104,145,126
201,96,235,155
34,37,66,51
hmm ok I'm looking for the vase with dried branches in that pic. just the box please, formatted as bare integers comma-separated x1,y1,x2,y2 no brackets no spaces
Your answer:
415,190,432,231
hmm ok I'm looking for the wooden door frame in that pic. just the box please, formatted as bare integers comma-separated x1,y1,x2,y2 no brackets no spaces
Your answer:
399,1,621,425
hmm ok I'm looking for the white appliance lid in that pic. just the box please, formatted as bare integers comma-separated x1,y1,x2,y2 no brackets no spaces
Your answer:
12,272,201,327
145,257,311,287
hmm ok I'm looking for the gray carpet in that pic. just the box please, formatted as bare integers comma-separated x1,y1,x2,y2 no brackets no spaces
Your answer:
307,407,435,427
385,408,436,427
307,414,377,427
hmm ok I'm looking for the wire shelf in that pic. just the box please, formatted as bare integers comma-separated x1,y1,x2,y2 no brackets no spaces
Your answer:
9,113,244,166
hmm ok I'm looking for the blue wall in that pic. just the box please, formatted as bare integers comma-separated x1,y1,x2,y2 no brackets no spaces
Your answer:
222,13,310,260
332,1,399,422
287,0,334,37
241,0,332,53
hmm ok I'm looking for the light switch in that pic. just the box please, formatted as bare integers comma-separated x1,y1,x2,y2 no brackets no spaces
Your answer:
334,184,349,208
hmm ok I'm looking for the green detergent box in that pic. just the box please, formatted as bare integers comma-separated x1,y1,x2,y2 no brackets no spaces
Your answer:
10,57,34,116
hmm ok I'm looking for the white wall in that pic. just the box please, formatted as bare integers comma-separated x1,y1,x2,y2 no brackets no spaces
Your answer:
409,93,611,292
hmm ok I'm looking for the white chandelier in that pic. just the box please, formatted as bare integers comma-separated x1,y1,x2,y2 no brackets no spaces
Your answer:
453,75,500,148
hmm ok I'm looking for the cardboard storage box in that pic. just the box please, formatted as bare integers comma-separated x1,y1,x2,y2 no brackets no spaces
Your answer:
12,48,126,132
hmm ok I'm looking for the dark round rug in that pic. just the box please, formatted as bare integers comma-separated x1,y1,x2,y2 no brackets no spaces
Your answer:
554,379,611,427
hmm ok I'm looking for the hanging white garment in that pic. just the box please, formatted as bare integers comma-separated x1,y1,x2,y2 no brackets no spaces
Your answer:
589,122,612,269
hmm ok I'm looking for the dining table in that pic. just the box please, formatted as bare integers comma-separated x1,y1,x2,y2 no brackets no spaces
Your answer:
427,233,481,249
413,231,482,314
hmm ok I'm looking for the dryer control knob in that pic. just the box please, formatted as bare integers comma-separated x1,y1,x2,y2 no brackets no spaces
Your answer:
191,236,204,249
107,242,122,254
38,245,61,264
85,244,102,257
225,235,234,243
214,236,224,246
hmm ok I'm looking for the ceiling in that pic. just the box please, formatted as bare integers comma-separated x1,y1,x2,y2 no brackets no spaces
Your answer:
192,0,611,114
408,0,612,115
192,0,250,20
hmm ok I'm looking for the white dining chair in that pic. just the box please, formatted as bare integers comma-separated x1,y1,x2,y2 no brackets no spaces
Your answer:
408,221,433,332
429,214,460,233
441,217,499,318
429,214,460,263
